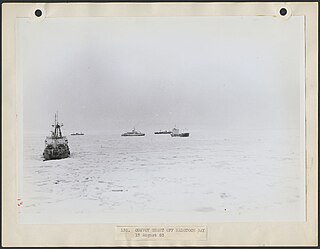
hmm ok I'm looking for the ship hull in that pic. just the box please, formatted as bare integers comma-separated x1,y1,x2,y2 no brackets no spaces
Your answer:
171,133,189,137
154,131,172,135
121,134,145,137
43,145,70,160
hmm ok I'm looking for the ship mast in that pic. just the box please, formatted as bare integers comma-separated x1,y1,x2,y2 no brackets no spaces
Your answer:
55,113,57,129
52,112,63,138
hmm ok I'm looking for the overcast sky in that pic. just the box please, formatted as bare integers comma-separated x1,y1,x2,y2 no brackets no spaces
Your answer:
18,16,304,132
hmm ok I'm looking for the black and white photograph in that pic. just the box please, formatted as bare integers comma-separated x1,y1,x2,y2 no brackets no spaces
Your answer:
18,14,306,224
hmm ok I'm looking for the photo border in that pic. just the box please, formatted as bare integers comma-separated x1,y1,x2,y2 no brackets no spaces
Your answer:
2,2,318,246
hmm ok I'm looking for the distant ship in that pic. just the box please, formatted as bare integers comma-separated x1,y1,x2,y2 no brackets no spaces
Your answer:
121,128,145,137
171,128,189,137
71,132,84,136
43,113,70,160
154,130,172,135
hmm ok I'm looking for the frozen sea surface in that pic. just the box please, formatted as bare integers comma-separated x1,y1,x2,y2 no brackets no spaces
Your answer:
20,129,305,223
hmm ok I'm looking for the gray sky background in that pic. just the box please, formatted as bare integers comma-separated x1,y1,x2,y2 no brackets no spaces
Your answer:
19,16,304,132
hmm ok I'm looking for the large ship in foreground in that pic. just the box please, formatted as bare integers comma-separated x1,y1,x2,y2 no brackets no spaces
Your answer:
121,128,145,137
43,114,70,160
171,128,189,137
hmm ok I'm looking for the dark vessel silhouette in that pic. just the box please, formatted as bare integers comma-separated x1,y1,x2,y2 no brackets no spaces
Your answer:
154,130,172,135
71,132,84,136
171,128,189,137
121,128,145,137
43,113,70,160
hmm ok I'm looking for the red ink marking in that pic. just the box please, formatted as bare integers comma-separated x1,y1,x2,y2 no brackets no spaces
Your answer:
17,198,23,207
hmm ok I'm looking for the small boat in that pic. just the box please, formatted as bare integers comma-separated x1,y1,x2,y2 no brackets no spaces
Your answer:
171,128,189,137
43,113,70,160
121,128,145,137
154,130,172,135
71,132,84,136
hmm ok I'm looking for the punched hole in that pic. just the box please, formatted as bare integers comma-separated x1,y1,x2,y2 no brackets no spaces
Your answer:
35,9,42,17
279,8,287,16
